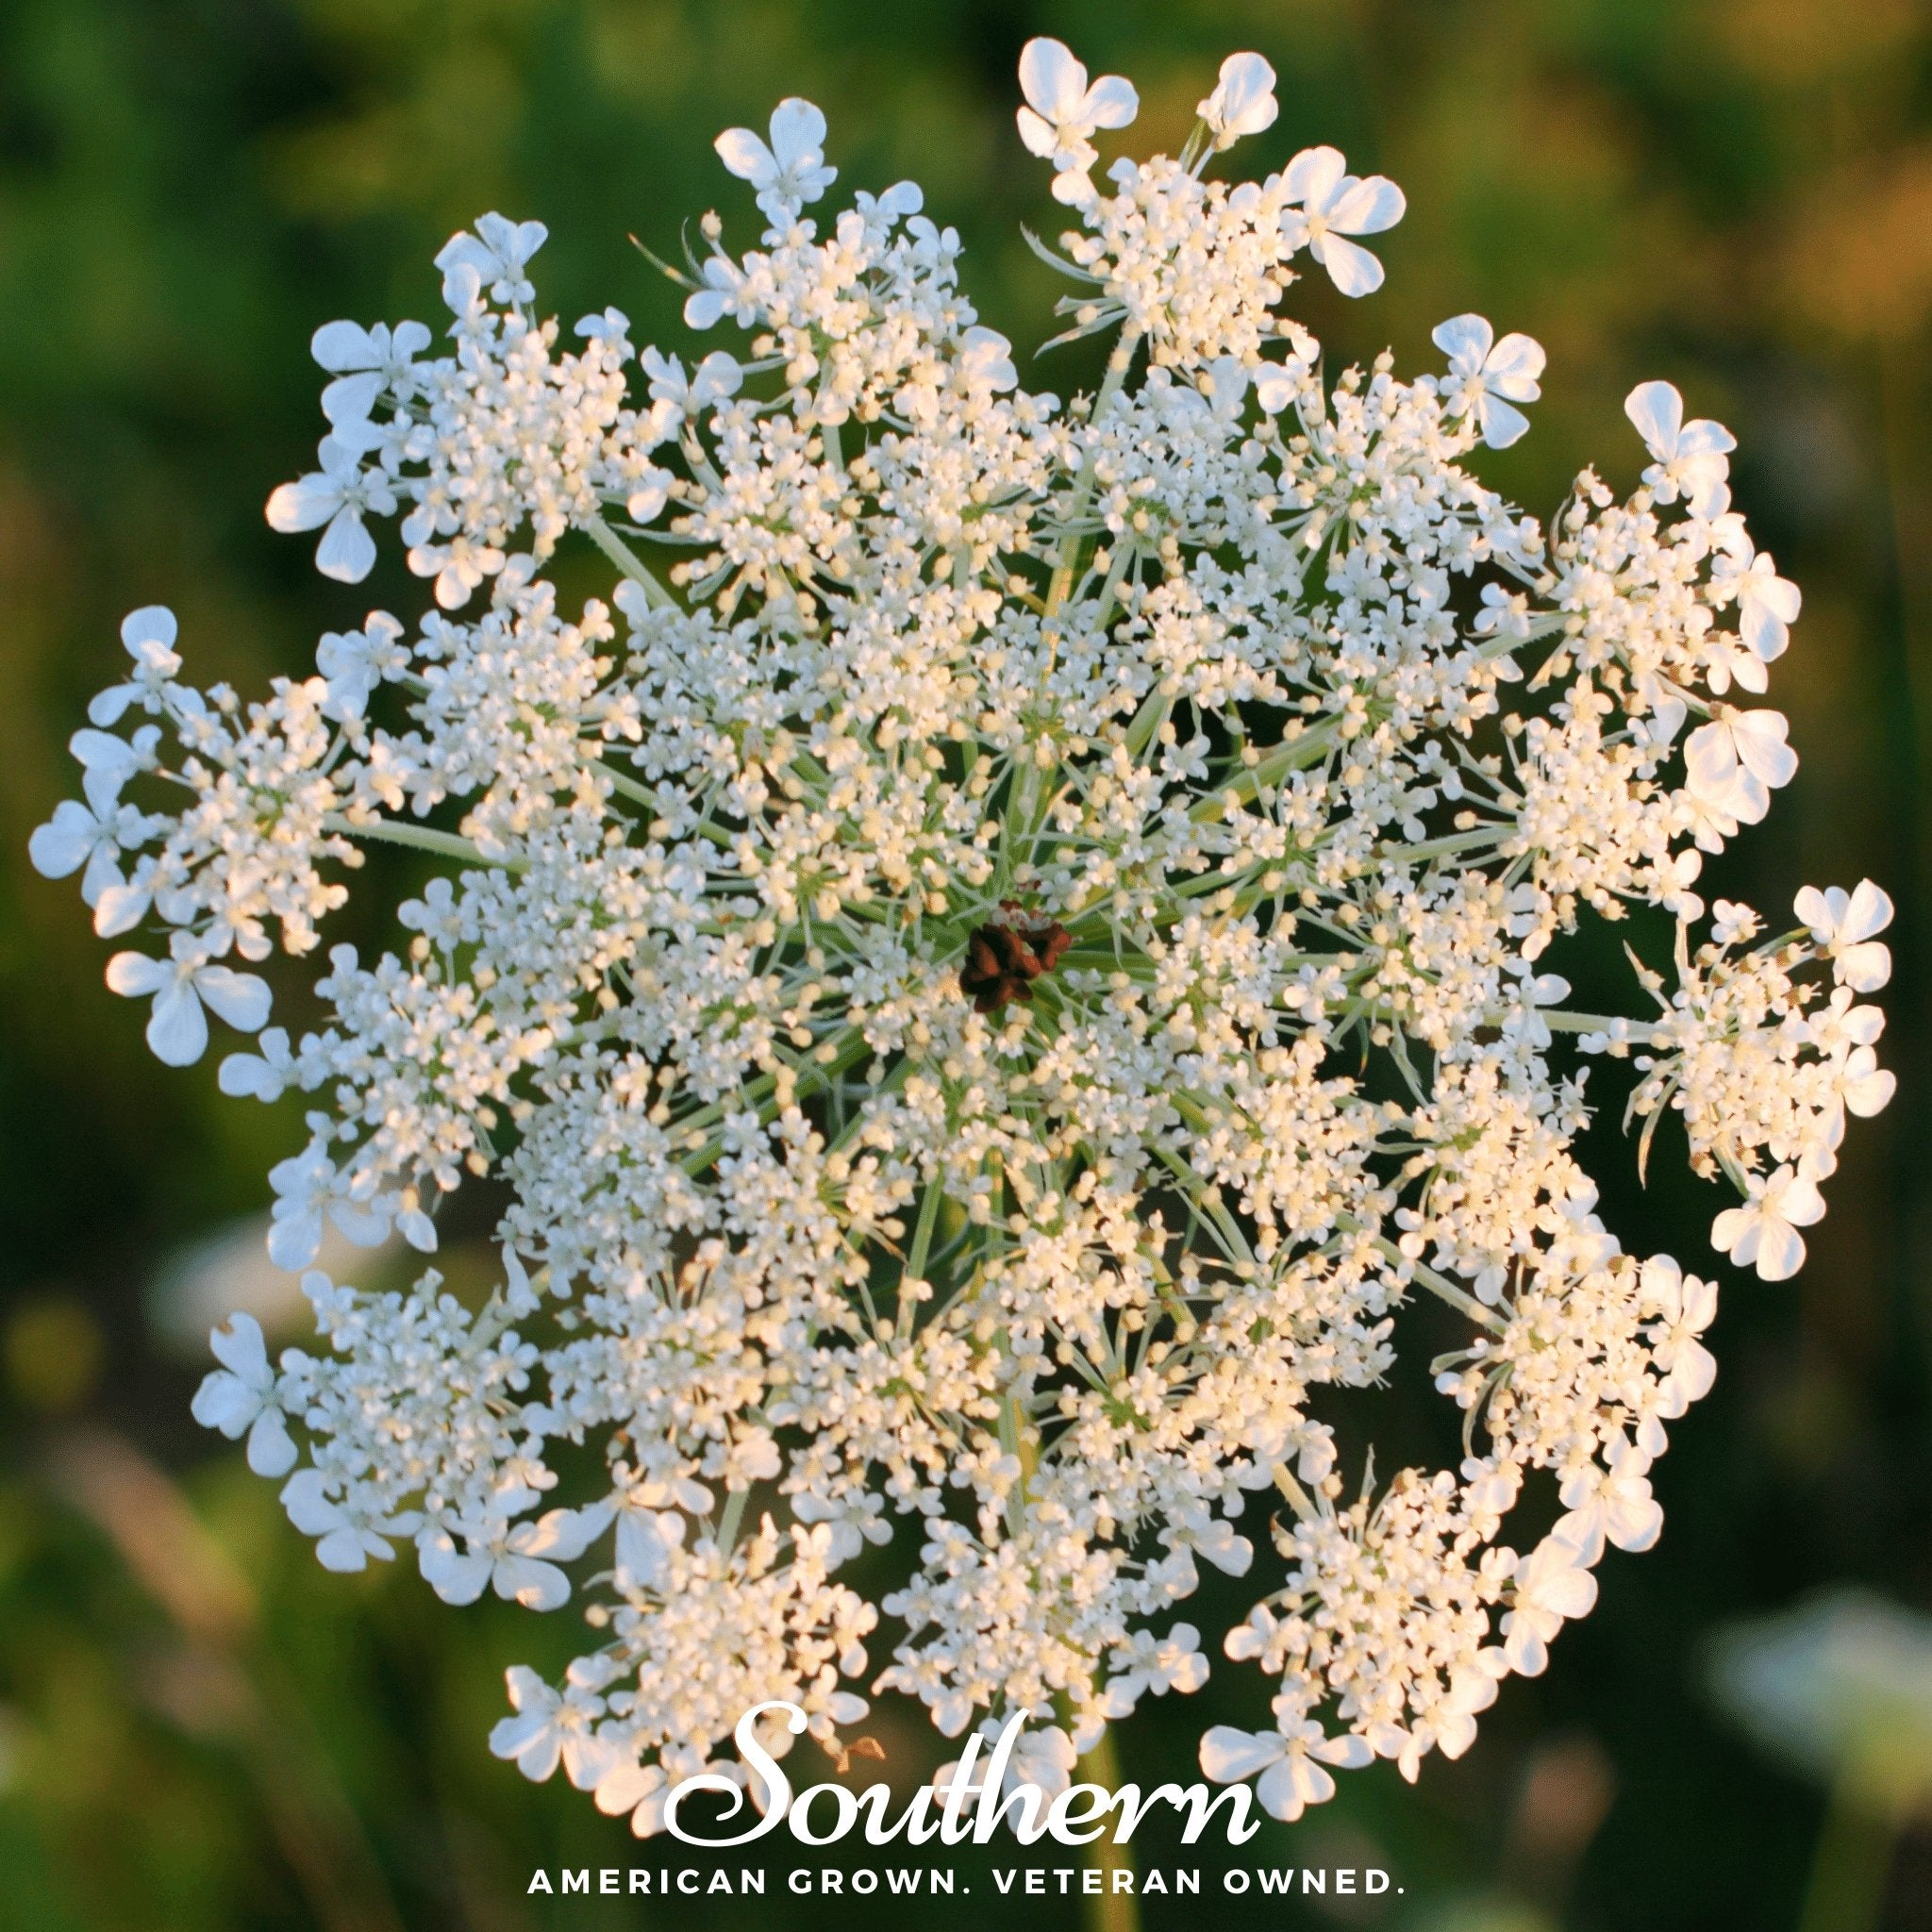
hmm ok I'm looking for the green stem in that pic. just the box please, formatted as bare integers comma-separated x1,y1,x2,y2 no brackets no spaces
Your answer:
715,1486,749,1556
1392,825,1509,861
1191,715,1344,822
1797,1772,1895,1932
582,510,680,610
1074,1724,1141,1932
1046,331,1142,617
1540,1010,1651,1038
322,813,509,868
905,1174,945,1286
1370,1237,1507,1335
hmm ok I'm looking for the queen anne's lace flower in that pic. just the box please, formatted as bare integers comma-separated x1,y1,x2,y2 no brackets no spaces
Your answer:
1017,37,1139,207
32,42,1894,1830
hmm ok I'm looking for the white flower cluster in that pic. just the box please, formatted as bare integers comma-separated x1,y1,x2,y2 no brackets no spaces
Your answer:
34,40,1895,1828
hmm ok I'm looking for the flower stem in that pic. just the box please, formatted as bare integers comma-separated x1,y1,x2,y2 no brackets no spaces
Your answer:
1371,1238,1507,1335
1539,1009,1648,1037
323,813,511,869
582,509,680,610
1074,1724,1141,1932
1047,330,1142,617
1798,1770,1895,1932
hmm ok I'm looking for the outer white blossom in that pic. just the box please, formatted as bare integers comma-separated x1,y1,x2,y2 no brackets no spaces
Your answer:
1199,54,1278,148
1432,314,1545,449
1624,379,1737,518
105,934,269,1066
1200,1708,1374,1821
1794,881,1893,992
1501,1537,1599,1676
436,214,548,307
1104,1624,1210,1716
265,436,397,583
1711,1165,1825,1282
715,99,838,226
36,42,1893,1831
1684,706,1797,824
1016,37,1139,205
89,605,182,725
30,797,141,908
417,1497,611,1610
191,1312,297,1475
1278,144,1407,296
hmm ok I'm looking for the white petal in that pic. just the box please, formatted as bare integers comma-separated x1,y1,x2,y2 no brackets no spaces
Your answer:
315,507,376,584
418,1530,492,1605
767,97,827,170
191,1370,259,1437
1540,1565,1599,1619
1732,711,1797,788
494,1555,571,1611
1258,1754,1332,1821
1019,38,1086,120
1309,1731,1376,1770
146,980,209,1065
1014,105,1061,160
1328,174,1405,236
1284,145,1346,205
120,605,177,651
1845,1059,1897,1117
1314,232,1385,298
265,475,341,535
246,1409,299,1477
1431,313,1493,374
1083,75,1140,131
208,1310,270,1380
1793,884,1840,938
514,1503,612,1563
1198,1725,1282,1783
194,966,272,1033
1710,1205,1754,1265
104,950,168,998
315,1527,373,1573
1484,331,1547,391
1677,417,1737,458
1480,394,1532,449
714,126,776,186
1624,380,1683,459
29,802,96,879
279,1468,341,1536
1754,1220,1806,1282
329,1200,395,1248
321,370,384,425
1843,879,1893,943
1838,940,1890,992
1205,53,1277,139
311,320,378,372
268,1209,325,1273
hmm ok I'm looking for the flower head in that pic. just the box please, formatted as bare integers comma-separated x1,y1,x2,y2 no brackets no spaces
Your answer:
35,45,1892,1838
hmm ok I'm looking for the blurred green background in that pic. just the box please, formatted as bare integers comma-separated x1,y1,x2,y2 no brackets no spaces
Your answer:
1,1,1928,1927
